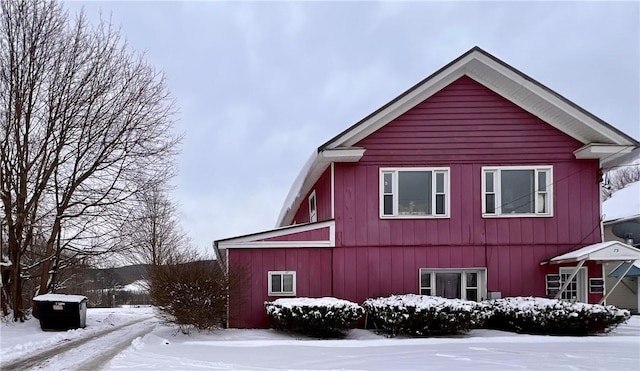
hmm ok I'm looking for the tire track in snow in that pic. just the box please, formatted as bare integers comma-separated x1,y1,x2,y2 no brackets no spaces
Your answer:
2,316,155,370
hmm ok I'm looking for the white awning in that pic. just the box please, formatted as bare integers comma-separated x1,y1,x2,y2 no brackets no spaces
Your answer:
542,241,640,265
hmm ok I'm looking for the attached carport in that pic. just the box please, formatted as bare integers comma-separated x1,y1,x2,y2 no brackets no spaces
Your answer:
608,260,640,313
542,241,640,304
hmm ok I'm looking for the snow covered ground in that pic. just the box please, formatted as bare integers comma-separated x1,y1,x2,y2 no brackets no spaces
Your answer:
1,307,639,370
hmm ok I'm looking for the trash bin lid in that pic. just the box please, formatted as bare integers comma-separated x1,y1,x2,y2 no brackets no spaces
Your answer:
33,294,88,303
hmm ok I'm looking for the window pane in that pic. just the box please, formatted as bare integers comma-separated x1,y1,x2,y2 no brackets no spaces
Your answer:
485,194,495,214
383,195,393,215
420,271,431,287
271,274,281,293
501,170,534,214
537,193,547,213
399,171,432,215
466,272,477,288
538,171,547,192
383,173,392,193
485,172,494,192
436,172,445,193
436,194,445,215
283,274,293,292
420,288,431,295
436,273,461,299
310,196,316,212
466,289,478,301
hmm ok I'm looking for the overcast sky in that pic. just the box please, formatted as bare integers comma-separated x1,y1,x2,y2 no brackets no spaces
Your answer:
67,1,639,258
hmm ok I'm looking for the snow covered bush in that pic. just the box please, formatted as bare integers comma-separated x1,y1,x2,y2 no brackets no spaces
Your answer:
264,297,364,338
486,297,630,335
363,294,479,337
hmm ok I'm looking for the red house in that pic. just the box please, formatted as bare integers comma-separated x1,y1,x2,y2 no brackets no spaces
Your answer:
215,47,640,329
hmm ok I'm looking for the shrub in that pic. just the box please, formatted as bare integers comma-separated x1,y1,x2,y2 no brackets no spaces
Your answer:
264,297,364,338
486,297,630,335
363,294,478,337
150,260,247,334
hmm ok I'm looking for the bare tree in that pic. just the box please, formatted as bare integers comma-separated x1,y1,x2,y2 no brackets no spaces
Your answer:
123,185,191,267
602,164,640,200
0,0,180,321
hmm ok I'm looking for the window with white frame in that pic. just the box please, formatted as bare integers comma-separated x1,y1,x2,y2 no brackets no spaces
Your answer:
380,167,449,218
482,166,552,216
308,190,317,223
559,267,587,302
419,268,486,301
268,271,296,296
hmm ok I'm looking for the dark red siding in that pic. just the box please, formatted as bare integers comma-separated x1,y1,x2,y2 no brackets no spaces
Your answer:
260,227,330,242
229,75,605,328
333,76,601,250
228,248,333,328
331,244,603,305
329,76,602,303
292,167,332,224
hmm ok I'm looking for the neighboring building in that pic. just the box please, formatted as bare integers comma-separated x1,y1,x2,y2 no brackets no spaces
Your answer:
602,181,640,313
215,47,640,328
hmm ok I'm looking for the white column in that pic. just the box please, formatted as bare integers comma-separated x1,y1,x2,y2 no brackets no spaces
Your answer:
637,279,640,314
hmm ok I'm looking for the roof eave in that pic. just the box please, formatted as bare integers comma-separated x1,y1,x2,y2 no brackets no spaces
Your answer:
275,148,365,227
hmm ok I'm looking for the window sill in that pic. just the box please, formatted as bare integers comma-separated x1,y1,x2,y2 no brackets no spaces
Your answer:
482,213,553,218
380,215,450,219
268,292,296,297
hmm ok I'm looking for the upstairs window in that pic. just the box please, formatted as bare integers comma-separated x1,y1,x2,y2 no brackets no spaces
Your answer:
482,166,552,217
268,271,296,296
309,190,317,222
380,167,449,218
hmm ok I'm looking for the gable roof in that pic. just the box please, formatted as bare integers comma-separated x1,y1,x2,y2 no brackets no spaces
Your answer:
544,241,640,264
320,46,638,151
277,46,640,227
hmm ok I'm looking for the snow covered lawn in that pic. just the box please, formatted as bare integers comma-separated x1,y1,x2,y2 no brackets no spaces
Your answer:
2,307,639,370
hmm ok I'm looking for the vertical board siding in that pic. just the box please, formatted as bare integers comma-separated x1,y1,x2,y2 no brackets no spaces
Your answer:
260,227,330,242
326,244,603,306
228,248,333,329
230,76,607,328
333,77,601,249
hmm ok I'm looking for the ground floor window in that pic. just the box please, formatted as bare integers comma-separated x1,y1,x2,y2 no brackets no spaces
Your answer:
268,271,296,296
419,268,486,301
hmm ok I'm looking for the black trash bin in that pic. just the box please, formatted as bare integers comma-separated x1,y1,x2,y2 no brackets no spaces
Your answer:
33,294,88,331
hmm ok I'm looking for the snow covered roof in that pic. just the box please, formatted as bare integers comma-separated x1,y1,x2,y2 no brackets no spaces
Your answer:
33,294,87,303
545,241,640,265
603,182,640,222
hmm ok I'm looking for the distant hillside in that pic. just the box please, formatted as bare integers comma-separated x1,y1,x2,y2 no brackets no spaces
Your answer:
56,260,218,307
87,264,151,289
84,260,218,289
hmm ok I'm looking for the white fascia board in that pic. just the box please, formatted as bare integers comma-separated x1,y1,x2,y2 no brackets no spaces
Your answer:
219,220,335,244
470,53,636,146
219,240,334,249
574,144,634,158
320,148,366,161
573,144,635,169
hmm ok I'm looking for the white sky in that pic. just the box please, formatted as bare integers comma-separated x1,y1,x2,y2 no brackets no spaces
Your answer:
64,1,640,258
